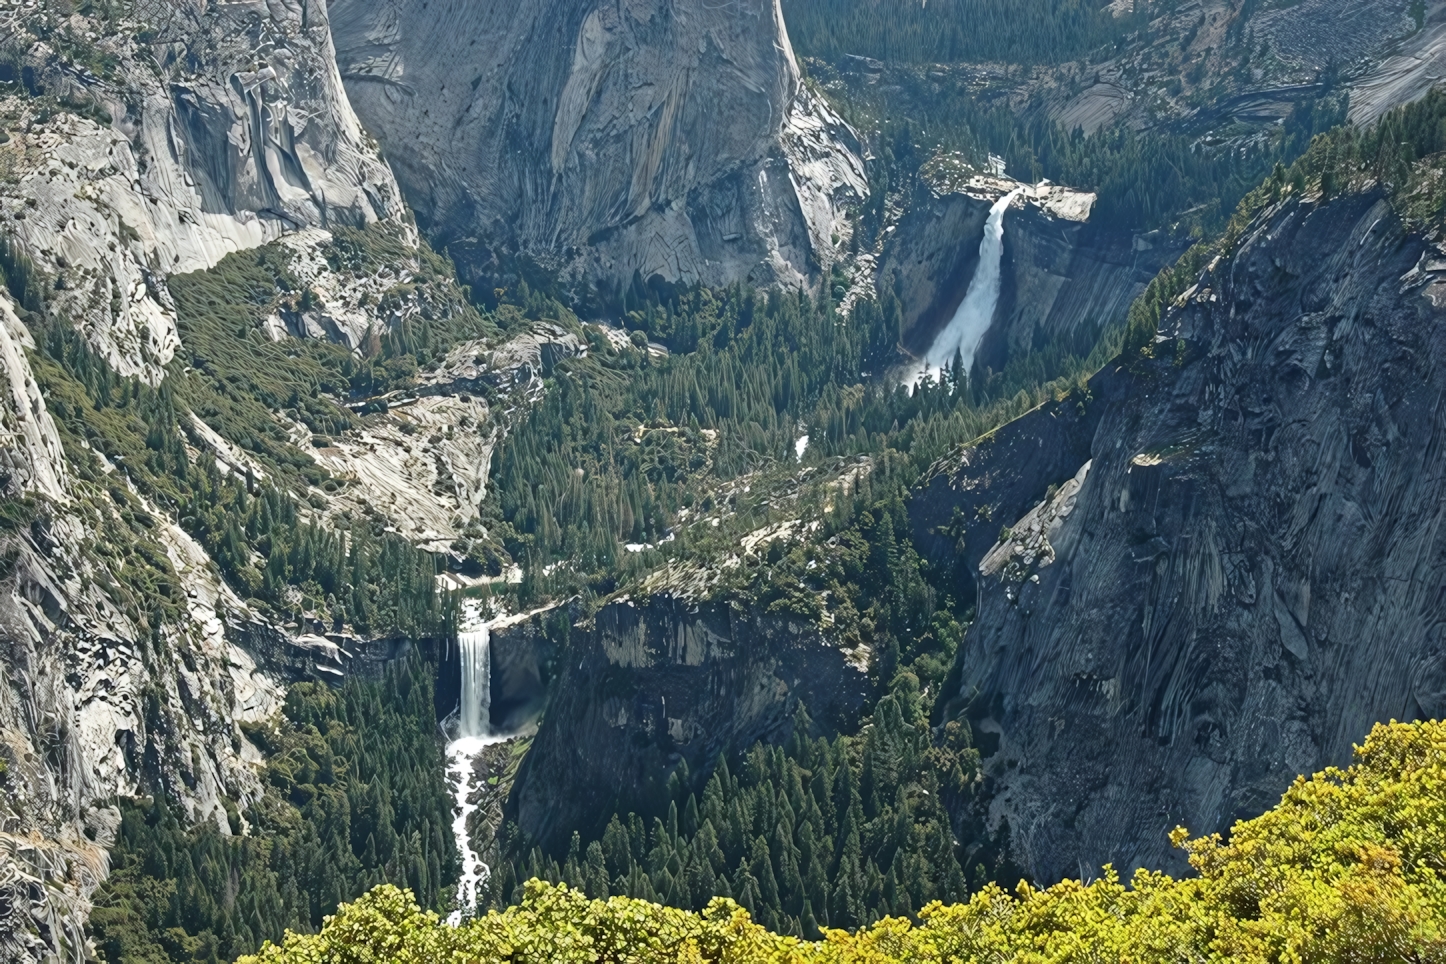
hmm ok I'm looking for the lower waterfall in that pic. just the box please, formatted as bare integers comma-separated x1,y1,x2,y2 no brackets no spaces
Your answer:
904,186,1026,387
458,626,492,739
447,620,507,923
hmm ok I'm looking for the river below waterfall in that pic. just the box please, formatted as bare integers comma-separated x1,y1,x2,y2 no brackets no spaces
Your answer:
446,618,510,923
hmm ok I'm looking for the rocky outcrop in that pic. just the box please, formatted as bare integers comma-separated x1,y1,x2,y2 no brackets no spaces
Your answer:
300,324,587,553
0,5,423,953
909,382,1103,602
987,210,1177,373
0,0,402,380
1349,3,1446,127
882,175,1179,374
0,295,285,961
504,591,871,850
880,183,992,352
327,0,866,291
0,300,67,504
913,188,1446,883
483,606,569,736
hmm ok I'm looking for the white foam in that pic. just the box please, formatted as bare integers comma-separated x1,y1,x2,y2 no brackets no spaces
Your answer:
903,187,1025,388
445,731,509,924
446,617,510,923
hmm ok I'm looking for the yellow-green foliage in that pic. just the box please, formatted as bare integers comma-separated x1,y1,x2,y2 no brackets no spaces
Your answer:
243,719,1446,963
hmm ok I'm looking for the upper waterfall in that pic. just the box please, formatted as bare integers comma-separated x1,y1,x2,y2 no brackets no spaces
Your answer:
904,186,1025,388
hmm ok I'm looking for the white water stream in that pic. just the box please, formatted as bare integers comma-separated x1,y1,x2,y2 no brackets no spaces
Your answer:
904,186,1026,388
446,622,509,924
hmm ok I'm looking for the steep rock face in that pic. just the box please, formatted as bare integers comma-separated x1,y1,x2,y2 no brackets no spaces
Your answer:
880,183,992,352
0,0,401,380
914,189,1446,883
1350,3,1446,127
0,287,286,960
484,607,568,735
881,176,1177,372
327,0,866,290
909,383,1103,602
0,5,422,954
504,592,870,850
986,215,1178,372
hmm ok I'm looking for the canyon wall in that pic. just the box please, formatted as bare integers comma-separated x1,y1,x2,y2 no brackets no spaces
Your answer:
882,178,1180,376
912,189,1446,882
328,0,866,291
503,590,871,850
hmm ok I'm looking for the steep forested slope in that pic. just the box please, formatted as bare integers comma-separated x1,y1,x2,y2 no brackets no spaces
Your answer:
89,660,453,964
242,718,1446,964
783,0,1146,66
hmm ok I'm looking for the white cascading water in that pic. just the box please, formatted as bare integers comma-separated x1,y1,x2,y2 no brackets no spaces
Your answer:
457,626,491,739
904,186,1026,388
446,619,508,924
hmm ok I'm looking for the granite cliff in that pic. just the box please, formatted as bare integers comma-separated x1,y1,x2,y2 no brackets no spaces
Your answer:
4,0,1445,954
327,0,867,291
0,0,402,382
502,587,871,852
880,174,1181,379
912,186,1446,883
0,2,426,955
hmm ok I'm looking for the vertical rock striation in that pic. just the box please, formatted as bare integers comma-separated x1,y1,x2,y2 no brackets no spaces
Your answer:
881,176,1179,377
0,0,403,380
913,189,1446,883
328,0,866,290
502,591,870,851
0,291,286,961
0,3,410,953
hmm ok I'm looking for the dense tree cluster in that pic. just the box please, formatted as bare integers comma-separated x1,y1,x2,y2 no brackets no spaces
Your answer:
490,283,884,576
487,469,1020,936
489,694,996,939
1002,93,1346,229
837,70,1346,237
486,275,1102,604
1291,86,1446,207
89,659,457,964
781,0,1145,66
32,321,454,637
166,227,491,465
242,719,1446,963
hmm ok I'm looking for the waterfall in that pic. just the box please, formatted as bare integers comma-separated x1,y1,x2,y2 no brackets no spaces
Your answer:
457,626,491,739
905,186,1025,387
446,617,507,924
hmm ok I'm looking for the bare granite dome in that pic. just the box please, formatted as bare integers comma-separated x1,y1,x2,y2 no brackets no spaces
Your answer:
328,0,866,290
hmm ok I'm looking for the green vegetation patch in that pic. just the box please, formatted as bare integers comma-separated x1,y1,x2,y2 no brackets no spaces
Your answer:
32,319,453,636
487,275,1102,609
243,718,1446,962
89,658,456,964
782,0,1145,67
